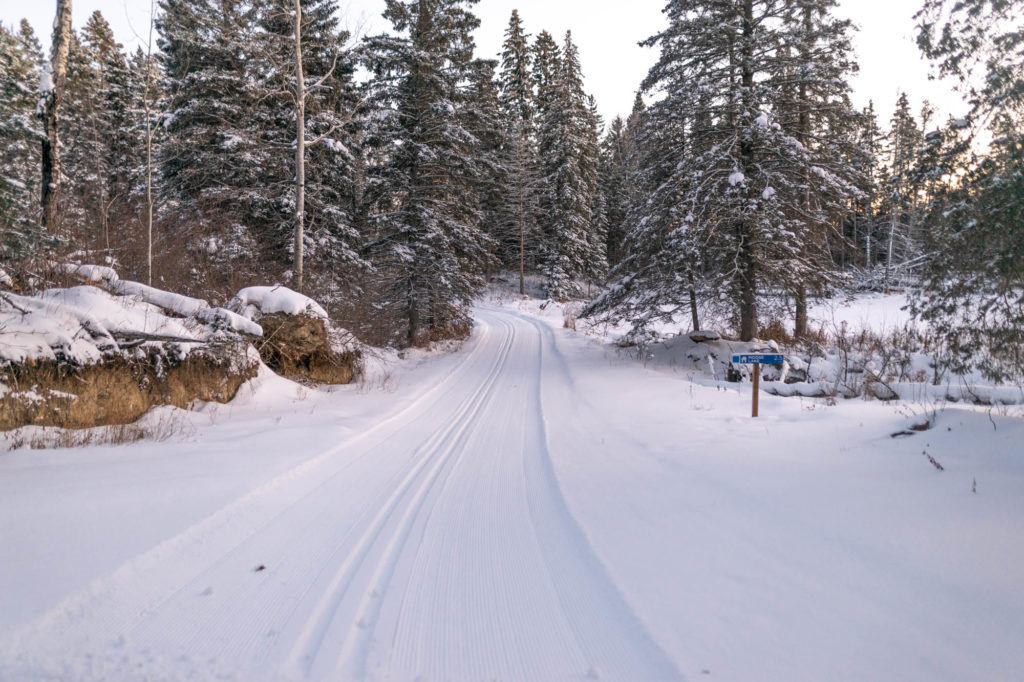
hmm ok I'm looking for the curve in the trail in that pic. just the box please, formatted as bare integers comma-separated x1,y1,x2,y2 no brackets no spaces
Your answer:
3,308,685,682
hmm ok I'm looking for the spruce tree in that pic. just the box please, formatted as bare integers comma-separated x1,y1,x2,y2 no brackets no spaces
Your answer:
157,0,266,294
911,0,1024,378
845,101,883,270
536,32,598,299
252,0,363,295
62,13,133,253
598,113,636,268
464,58,507,277
775,0,864,334
497,9,539,293
0,20,45,273
880,91,923,289
589,0,861,341
360,0,494,345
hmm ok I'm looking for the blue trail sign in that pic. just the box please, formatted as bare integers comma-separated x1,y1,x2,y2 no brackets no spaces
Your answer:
731,353,784,417
732,353,784,365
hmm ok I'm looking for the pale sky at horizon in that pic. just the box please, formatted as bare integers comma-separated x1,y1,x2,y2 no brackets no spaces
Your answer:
8,0,968,129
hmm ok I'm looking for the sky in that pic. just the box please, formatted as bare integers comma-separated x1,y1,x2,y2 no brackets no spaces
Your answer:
9,0,967,129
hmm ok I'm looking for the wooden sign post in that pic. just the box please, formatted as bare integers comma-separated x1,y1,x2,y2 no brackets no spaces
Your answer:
732,354,784,418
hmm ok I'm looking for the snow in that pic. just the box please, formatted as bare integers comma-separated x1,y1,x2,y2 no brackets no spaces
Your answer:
38,63,52,94
232,285,328,319
57,263,120,283
0,275,265,368
0,291,118,365
728,170,745,186
108,280,262,336
1,292,1022,682
109,280,208,318
38,286,200,341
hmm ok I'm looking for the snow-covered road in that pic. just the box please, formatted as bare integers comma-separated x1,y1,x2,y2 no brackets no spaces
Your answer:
2,304,1023,681
1,308,681,681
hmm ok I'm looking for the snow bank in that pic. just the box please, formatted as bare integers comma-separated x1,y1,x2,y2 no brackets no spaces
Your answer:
1,281,264,368
39,286,201,343
0,291,116,366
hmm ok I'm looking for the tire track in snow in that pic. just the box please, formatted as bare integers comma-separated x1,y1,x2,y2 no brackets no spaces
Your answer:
284,315,518,678
0,316,501,659
4,308,685,682
517,308,686,681
353,307,684,682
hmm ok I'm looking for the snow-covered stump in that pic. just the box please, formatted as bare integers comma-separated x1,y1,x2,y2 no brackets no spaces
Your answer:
231,286,360,385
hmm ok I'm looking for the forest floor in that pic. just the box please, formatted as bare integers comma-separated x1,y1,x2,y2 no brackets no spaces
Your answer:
1,294,1022,682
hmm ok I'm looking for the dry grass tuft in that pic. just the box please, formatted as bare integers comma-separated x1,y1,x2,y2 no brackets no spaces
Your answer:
5,410,186,451
255,313,360,385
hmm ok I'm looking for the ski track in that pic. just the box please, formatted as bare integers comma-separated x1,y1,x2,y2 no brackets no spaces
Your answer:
2,308,685,682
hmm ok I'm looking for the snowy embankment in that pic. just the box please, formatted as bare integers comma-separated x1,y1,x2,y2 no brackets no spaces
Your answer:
1,269,357,433
1,289,1022,682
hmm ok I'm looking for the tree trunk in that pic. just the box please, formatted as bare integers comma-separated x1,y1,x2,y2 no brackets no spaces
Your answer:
689,288,700,332
795,287,808,339
40,0,72,234
145,13,155,286
885,202,896,293
293,0,306,291
737,0,758,342
794,3,813,339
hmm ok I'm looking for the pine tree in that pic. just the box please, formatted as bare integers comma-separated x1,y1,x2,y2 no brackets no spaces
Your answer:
880,91,923,289
911,0,1024,378
916,0,1023,122
536,31,598,299
497,9,539,293
0,20,46,274
360,0,494,345
589,0,861,340
157,0,267,295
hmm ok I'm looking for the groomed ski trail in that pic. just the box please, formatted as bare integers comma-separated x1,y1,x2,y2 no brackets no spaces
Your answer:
1,307,684,682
